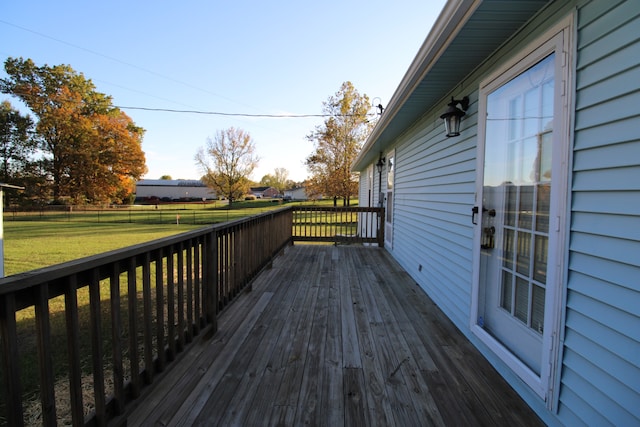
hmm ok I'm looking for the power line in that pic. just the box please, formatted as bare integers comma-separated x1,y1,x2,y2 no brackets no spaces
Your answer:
0,19,378,121
115,105,374,118
3,88,374,119
0,19,259,111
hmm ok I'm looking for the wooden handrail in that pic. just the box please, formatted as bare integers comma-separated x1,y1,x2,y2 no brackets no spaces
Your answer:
0,205,383,425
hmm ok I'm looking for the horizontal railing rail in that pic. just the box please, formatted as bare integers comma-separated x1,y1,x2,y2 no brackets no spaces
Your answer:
291,206,384,247
0,205,382,425
0,207,292,426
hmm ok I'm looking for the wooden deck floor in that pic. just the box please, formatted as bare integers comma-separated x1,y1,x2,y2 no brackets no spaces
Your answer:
126,245,543,426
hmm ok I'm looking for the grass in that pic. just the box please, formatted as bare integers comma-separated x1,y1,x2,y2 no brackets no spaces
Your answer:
4,221,203,275
4,199,308,274
3,198,349,274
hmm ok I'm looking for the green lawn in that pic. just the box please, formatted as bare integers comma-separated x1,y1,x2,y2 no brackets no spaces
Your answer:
3,198,347,275
4,221,203,275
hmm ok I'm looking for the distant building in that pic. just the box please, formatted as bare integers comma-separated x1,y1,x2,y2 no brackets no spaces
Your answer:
283,187,308,201
249,186,279,198
135,179,215,202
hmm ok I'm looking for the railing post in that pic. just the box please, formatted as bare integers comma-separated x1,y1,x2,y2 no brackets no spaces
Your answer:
378,208,385,248
287,207,293,245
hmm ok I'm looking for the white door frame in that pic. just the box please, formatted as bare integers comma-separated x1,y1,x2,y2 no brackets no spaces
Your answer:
384,149,395,248
470,15,573,405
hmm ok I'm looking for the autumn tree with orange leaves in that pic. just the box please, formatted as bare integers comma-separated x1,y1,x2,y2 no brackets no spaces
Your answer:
0,57,146,204
305,82,373,206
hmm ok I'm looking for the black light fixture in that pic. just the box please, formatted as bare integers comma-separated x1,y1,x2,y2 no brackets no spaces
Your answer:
440,96,469,137
376,154,385,208
376,155,385,173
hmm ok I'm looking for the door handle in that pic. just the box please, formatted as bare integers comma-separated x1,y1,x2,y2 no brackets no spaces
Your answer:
471,206,480,224
472,206,495,224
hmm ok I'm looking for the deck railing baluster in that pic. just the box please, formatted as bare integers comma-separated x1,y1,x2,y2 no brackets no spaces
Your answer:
154,249,166,371
290,206,383,246
177,243,185,352
127,258,141,397
1,293,23,426
110,264,125,415
142,253,154,383
186,240,194,343
35,283,56,425
65,275,84,425
193,239,201,333
166,247,176,361
89,268,106,424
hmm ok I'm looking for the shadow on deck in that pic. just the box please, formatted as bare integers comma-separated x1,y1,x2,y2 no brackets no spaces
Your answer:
125,245,543,426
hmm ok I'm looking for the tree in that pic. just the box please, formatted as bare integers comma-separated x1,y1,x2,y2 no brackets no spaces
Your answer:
260,167,293,194
0,57,147,204
195,127,259,206
0,100,37,183
160,175,172,180
0,100,41,206
305,81,373,206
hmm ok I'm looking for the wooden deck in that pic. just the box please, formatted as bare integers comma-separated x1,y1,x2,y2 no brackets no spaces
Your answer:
125,245,543,426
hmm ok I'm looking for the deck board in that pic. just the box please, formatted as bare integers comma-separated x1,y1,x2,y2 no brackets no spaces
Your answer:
126,245,544,426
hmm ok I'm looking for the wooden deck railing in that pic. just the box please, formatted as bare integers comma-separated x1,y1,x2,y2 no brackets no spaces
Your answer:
291,206,384,247
0,208,292,426
0,205,382,426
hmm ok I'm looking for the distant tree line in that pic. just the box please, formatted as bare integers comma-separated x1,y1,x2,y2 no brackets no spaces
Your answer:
0,57,147,206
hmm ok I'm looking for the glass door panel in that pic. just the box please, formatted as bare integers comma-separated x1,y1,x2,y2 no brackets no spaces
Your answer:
477,53,555,374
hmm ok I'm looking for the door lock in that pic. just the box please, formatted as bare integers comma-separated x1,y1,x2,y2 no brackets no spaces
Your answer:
481,226,496,249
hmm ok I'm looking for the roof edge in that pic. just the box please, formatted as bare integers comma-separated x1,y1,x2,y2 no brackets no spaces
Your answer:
352,0,480,171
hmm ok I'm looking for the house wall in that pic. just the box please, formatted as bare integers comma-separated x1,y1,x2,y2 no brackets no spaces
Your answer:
360,1,639,425
284,187,308,201
561,1,640,425
390,107,478,329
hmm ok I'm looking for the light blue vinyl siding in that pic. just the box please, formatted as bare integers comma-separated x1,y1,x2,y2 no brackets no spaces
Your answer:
389,103,478,329
562,0,640,425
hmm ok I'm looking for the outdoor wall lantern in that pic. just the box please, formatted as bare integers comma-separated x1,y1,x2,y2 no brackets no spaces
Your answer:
376,155,385,174
376,154,385,208
440,96,469,137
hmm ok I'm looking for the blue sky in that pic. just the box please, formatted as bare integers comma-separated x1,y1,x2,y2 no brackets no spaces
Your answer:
1,0,446,182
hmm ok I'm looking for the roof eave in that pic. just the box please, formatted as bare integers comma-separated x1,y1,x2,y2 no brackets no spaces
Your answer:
352,0,480,171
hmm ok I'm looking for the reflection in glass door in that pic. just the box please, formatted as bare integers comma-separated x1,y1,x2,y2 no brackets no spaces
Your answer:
478,54,555,375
